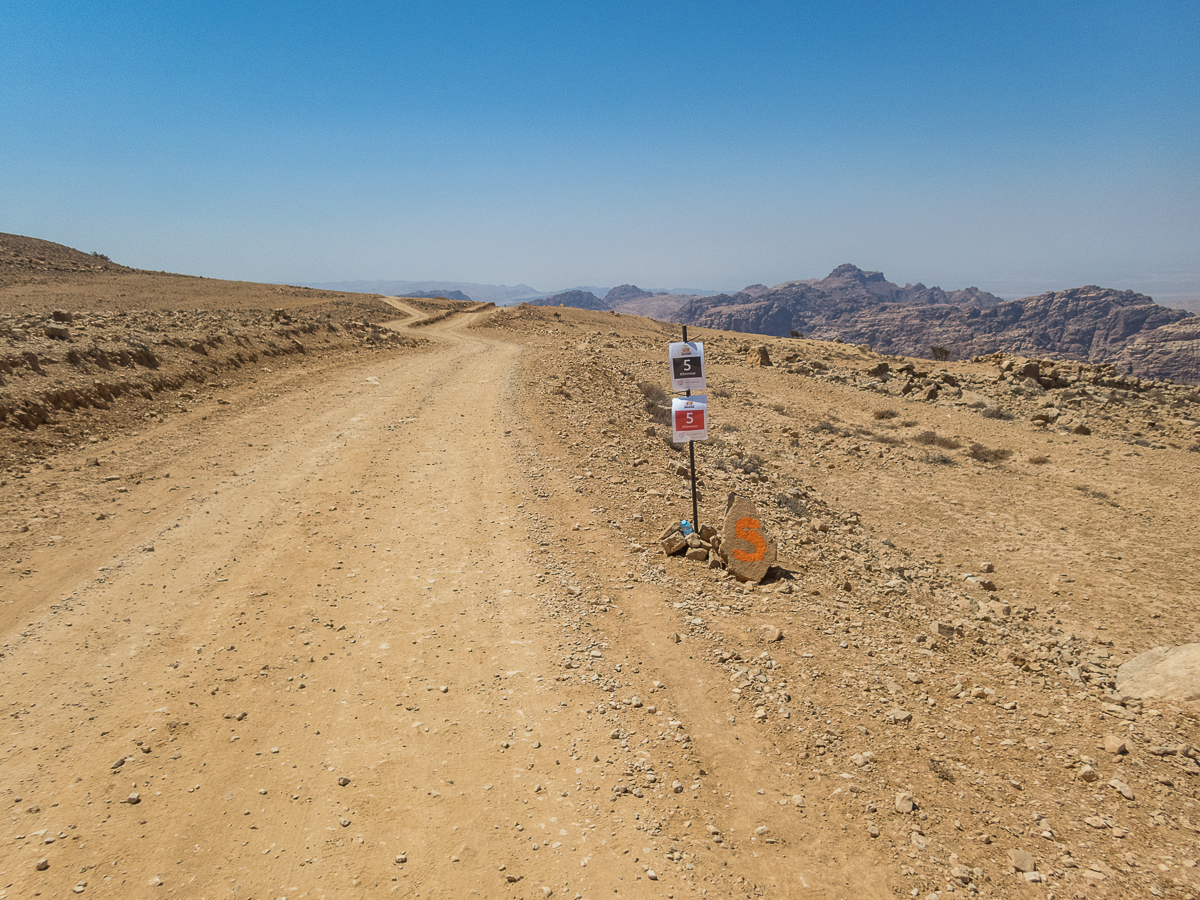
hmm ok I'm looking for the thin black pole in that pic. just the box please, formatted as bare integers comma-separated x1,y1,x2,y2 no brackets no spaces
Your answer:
681,325,699,532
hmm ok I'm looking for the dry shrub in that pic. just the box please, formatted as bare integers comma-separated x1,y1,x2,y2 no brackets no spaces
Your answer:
980,405,1014,420
717,453,766,475
638,382,667,404
638,381,670,425
900,418,918,427
914,431,962,450
1028,454,1051,465
812,421,850,436
776,492,807,517
873,408,899,420
967,442,1013,463
923,451,957,465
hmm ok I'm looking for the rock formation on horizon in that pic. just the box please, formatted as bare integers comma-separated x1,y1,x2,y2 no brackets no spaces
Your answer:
603,284,654,305
403,289,473,303
531,289,610,311
672,265,1199,385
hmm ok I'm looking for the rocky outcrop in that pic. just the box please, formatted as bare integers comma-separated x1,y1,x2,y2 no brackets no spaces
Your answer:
532,289,610,311
673,264,1001,337
403,289,473,303
1121,315,1200,385
673,267,1200,384
603,284,654,305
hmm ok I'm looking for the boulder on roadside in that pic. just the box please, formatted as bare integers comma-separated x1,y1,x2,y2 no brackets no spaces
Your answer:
1117,643,1200,702
661,533,688,556
1007,848,1036,873
760,625,783,643
717,493,777,583
747,345,773,367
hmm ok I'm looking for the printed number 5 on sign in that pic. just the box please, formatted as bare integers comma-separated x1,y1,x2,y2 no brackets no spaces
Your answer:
732,517,767,563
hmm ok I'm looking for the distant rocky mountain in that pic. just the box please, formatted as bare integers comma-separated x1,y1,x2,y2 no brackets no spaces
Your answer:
603,284,654,305
305,280,539,306
673,264,1001,336
531,289,609,311
673,265,1199,384
401,289,473,302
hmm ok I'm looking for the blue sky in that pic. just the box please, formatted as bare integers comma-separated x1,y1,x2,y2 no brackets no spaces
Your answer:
3,1,1198,300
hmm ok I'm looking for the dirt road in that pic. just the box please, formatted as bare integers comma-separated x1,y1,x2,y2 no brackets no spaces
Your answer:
3,307,874,899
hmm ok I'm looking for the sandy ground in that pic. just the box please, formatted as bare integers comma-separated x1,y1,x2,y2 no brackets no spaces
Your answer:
2,296,1200,900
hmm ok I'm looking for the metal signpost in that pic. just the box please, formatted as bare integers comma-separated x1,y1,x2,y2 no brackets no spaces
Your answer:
670,325,707,531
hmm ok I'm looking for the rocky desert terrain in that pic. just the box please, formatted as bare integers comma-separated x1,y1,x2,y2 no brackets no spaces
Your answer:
2,235,1200,900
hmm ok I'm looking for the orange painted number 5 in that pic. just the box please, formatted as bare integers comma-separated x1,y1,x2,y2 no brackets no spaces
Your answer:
732,517,766,563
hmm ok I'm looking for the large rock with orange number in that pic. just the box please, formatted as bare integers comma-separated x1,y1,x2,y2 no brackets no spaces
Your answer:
718,493,777,583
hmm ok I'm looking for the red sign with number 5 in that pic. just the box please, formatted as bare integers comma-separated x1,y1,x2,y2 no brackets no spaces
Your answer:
675,407,704,431
671,396,708,442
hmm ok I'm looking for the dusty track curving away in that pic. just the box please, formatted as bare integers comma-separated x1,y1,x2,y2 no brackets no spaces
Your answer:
2,304,879,899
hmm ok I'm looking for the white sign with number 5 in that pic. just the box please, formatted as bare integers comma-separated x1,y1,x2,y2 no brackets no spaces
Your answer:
668,341,706,391
671,395,708,443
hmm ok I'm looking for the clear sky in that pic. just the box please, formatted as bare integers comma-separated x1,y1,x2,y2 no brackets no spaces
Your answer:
3,1,1198,300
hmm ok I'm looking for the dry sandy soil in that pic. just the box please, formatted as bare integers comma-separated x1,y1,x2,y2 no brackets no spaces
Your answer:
1,264,1200,900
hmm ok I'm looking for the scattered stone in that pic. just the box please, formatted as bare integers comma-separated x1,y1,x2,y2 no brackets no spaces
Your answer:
888,708,912,724
1109,777,1136,800
338,776,351,786
895,791,915,814
760,625,783,643
1103,735,1129,755
1007,848,1036,872
1117,643,1200,702
36,858,49,870
661,533,688,556
1078,765,1099,782
124,792,141,805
